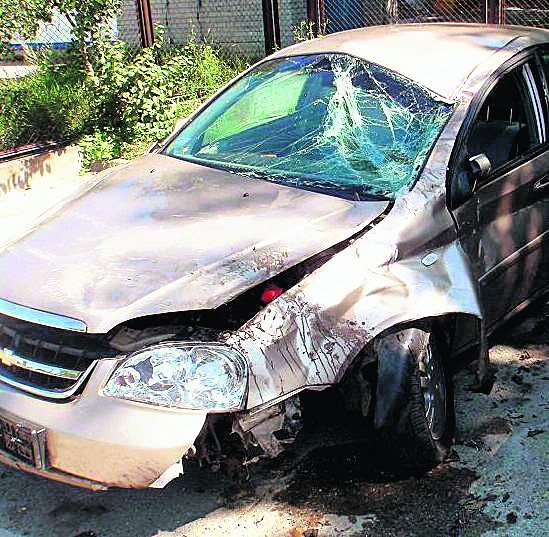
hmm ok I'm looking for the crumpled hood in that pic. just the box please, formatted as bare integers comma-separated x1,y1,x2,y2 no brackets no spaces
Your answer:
0,154,389,333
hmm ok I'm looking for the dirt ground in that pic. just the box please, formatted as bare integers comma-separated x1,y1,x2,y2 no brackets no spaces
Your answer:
0,301,545,537
0,177,547,537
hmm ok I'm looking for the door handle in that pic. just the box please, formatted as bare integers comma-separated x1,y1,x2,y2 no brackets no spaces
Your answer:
534,174,549,192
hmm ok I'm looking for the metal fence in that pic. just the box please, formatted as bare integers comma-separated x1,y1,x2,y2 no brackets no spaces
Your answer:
505,0,549,27
2,1,549,75
0,7,141,77
112,1,549,58
321,0,486,33
302,1,549,38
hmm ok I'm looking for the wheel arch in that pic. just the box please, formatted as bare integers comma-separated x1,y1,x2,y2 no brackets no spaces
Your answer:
360,313,479,430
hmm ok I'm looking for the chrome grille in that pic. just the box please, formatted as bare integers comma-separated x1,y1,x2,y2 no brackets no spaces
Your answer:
0,315,116,399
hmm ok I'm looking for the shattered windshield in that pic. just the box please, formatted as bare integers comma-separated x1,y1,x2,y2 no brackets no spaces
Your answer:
165,54,453,200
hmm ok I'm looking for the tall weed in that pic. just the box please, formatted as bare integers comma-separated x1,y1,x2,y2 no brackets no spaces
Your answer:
0,57,94,149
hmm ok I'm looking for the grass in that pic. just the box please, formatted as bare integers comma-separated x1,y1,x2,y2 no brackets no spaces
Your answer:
0,62,94,150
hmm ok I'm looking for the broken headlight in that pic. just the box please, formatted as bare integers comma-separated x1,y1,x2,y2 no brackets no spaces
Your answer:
103,343,247,411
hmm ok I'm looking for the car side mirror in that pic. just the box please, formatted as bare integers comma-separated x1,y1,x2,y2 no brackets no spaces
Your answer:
468,153,492,188
450,153,492,209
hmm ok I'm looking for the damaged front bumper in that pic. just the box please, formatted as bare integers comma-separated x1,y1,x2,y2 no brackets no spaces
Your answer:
0,359,207,490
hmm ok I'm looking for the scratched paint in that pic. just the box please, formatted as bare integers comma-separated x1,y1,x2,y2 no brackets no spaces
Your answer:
0,26,546,490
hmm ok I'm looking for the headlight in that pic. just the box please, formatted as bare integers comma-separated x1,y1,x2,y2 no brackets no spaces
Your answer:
103,342,248,411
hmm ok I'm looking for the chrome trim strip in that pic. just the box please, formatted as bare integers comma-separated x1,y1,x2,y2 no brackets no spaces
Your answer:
479,228,549,285
534,173,549,192
0,298,87,333
0,348,83,380
0,360,97,399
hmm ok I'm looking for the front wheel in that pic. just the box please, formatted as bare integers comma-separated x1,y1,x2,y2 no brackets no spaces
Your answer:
375,328,455,471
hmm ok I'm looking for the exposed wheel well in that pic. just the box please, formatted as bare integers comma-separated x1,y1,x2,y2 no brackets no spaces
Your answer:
337,313,480,422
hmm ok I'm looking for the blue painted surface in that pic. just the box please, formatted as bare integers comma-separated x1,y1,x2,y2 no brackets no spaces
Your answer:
9,42,72,50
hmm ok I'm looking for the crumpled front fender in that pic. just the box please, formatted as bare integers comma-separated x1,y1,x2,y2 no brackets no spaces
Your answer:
228,231,481,410
226,100,485,411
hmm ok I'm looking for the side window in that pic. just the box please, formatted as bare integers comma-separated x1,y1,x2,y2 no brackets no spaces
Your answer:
538,48,549,112
450,61,547,208
465,68,538,176
522,62,548,145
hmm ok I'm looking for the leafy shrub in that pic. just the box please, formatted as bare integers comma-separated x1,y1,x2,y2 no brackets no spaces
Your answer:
78,131,120,169
81,31,249,167
92,32,249,144
0,34,250,168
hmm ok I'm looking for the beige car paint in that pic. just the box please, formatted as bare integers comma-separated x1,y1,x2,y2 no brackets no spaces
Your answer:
0,24,548,489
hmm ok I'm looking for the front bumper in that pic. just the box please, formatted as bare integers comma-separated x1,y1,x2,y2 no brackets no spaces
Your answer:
0,359,207,489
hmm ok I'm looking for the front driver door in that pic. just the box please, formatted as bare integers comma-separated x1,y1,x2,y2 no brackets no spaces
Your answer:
450,56,549,331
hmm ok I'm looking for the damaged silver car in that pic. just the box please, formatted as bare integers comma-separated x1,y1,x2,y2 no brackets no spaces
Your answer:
0,23,548,489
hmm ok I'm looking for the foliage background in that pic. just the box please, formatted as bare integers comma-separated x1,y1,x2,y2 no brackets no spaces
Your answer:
0,37,248,167
0,0,250,168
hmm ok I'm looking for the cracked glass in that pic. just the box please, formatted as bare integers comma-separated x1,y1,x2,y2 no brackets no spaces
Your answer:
165,54,453,200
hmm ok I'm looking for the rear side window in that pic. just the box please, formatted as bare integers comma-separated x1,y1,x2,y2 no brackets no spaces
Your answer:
522,62,547,145
538,49,549,108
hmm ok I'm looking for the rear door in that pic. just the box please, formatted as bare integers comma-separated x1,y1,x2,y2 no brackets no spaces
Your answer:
449,53,549,331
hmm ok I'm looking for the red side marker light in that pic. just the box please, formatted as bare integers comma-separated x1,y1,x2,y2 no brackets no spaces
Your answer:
261,284,284,304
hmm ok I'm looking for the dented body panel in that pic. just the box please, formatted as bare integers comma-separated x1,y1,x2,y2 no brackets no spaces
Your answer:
0,24,548,489
0,155,388,333
228,180,482,409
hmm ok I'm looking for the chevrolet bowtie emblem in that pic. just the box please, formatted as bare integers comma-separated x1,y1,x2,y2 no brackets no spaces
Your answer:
0,348,15,368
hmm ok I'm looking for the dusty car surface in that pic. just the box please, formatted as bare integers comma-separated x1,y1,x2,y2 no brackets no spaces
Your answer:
0,23,548,490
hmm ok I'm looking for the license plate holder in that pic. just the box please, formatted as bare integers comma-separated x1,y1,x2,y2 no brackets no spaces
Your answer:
0,412,46,468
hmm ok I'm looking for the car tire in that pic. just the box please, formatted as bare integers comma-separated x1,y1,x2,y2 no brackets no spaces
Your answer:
376,328,455,472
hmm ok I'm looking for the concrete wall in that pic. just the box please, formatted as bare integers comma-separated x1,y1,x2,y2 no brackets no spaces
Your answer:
160,0,265,55
280,0,307,47
119,0,142,47
0,146,82,196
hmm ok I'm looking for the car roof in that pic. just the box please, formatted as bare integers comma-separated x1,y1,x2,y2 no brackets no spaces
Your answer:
271,23,549,100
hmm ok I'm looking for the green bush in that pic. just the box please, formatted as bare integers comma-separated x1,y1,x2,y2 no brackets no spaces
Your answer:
88,36,249,167
0,35,250,168
92,34,249,142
